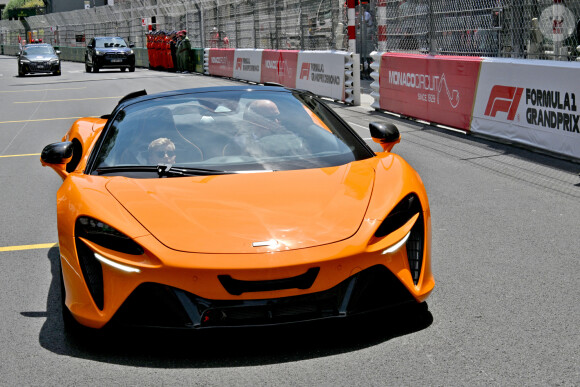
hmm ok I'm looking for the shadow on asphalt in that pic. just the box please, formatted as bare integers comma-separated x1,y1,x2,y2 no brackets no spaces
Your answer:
29,246,433,368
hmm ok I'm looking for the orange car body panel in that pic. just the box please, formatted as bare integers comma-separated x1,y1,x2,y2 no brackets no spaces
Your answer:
45,117,433,329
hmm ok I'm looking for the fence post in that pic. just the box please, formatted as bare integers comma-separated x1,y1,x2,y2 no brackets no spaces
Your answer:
428,0,435,55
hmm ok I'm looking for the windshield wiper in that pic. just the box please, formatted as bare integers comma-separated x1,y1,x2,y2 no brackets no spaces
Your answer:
96,165,236,177
156,164,231,177
96,165,157,175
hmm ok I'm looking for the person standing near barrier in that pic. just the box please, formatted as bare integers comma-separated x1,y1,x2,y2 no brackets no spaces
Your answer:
176,30,192,73
169,31,178,72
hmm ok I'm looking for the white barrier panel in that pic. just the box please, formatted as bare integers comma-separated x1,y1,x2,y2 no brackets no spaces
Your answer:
472,59,580,160
233,49,263,83
204,49,360,105
296,51,346,102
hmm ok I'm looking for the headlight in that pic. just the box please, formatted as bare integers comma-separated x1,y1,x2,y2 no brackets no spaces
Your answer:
375,193,422,238
20,59,30,63
95,50,105,55
375,193,425,285
50,58,59,63
75,216,144,255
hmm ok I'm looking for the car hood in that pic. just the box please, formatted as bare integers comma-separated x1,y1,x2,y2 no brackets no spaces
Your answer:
106,163,375,253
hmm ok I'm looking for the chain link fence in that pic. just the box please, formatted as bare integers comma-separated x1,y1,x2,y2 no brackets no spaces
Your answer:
377,0,579,61
1,0,578,61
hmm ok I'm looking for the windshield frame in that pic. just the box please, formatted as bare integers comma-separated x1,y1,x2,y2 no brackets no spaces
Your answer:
85,88,376,177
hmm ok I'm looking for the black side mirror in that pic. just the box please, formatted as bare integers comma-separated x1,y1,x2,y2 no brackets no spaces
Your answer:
370,122,400,152
129,43,135,48
41,141,74,164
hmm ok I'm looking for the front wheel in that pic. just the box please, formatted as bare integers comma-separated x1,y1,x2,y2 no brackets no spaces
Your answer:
129,65,135,72
93,64,99,73
120,67,126,72
18,65,25,77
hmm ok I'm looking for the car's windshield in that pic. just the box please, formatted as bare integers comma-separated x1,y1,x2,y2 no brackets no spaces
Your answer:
23,46,55,56
95,38,128,48
90,90,373,176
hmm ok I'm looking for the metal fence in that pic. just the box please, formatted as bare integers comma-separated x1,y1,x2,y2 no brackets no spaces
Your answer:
1,0,579,62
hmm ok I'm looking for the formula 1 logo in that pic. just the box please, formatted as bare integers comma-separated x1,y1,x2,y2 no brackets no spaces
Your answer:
300,62,310,80
484,85,524,121
236,57,243,71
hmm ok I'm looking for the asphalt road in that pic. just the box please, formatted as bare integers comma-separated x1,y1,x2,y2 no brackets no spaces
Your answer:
0,55,578,386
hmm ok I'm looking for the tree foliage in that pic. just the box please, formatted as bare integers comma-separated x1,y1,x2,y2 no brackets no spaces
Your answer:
2,0,45,19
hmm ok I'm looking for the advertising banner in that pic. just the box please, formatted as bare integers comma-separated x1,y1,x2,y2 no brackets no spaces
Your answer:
207,49,235,78
260,50,299,88
471,59,580,160
378,53,482,130
296,51,346,101
233,49,263,83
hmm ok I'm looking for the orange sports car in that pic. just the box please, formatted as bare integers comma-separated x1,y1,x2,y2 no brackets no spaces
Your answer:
41,85,433,331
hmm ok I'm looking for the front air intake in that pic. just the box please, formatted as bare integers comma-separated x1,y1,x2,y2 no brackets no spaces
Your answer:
406,213,424,285
75,238,104,310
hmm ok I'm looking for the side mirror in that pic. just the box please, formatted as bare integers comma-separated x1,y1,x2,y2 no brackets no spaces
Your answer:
370,122,400,152
41,141,74,180
41,141,74,164
129,43,135,48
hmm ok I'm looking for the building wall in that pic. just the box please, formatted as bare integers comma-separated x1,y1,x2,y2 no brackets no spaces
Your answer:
51,0,108,13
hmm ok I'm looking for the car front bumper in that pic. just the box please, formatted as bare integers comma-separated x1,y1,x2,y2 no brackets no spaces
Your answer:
58,210,434,329
20,61,60,74
94,54,135,68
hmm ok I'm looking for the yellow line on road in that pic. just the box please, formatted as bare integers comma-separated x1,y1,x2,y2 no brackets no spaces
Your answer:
0,87,87,93
0,153,40,158
0,117,83,124
0,243,57,252
15,96,122,104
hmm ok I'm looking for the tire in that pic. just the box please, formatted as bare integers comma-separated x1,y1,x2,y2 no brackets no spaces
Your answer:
18,67,25,77
85,63,91,73
93,65,99,73
120,67,126,72
53,67,61,76
129,66,135,73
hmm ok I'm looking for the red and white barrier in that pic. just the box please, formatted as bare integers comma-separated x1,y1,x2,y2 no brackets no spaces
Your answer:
204,49,360,105
371,52,580,161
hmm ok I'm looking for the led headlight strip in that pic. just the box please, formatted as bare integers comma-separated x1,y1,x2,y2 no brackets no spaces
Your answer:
381,231,411,255
94,252,140,273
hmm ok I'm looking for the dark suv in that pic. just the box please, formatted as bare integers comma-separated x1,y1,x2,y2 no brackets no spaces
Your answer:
18,43,61,76
85,37,135,73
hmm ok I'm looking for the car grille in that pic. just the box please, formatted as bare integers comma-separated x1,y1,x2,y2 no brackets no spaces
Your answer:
105,53,125,60
29,62,51,71
109,265,416,329
218,267,320,295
